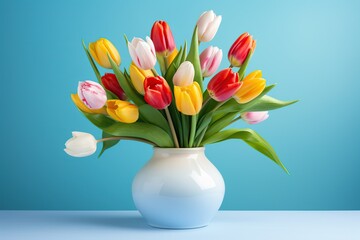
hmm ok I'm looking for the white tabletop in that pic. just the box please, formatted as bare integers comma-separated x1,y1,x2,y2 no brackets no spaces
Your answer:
0,211,359,240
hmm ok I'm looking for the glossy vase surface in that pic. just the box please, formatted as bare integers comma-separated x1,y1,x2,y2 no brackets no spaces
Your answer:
132,147,225,229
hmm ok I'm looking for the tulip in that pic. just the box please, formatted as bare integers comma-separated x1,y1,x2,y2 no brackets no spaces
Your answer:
241,111,269,124
174,82,202,115
129,63,154,95
207,68,241,102
166,48,178,65
197,10,222,42
233,70,266,104
89,38,121,69
78,80,107,109
144,76,172,109
228,32,256,67
106,100,139,123
173,61,194,87
200,46,222,77
101,73,126,100
128,37,156,70
64,132,97,157
71,94,106,114
150,21,176,56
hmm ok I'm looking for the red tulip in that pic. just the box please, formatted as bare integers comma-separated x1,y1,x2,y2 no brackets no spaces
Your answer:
101,73,126,100
207,68,241,102
144,76,172,109
150,21,176,56
228,32,256,67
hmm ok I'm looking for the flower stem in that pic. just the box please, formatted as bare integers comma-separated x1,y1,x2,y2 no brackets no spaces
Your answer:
229,116,242,125
189,115,197,147
165,107,180,148
151,68,159,77
97,136,155,146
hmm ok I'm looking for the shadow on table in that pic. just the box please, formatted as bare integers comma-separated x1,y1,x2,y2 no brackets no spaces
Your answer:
57,212,155,231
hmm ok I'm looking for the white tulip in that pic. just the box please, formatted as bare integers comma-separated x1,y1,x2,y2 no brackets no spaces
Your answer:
128,37,157,70
64,132,97,157
173,61,195,87
196,10,222,42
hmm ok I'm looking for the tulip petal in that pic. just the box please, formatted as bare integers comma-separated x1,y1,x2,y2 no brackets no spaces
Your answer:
201,15,222,42
103,39,121,66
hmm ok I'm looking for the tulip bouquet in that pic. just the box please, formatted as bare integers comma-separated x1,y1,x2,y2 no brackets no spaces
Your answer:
65,10,296,173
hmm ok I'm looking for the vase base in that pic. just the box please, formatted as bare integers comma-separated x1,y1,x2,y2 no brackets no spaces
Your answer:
147,222,208,230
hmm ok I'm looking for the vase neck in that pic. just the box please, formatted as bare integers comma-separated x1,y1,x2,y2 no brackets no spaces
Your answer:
153,147,205,155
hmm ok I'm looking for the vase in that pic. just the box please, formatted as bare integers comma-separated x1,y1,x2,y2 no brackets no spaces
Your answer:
132,147,225,229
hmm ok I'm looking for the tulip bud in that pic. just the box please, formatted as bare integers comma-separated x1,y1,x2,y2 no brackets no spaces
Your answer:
228,32,256,67
64,132,97,157
197,10,222,42
128,37,157,70
150,21,176,56
106,100,139,123
207,68,241,102
174,82,202,115
89,38,121,69
233,70,266,104
129,63,154,95
71,94,106,114
173,61,195,87
101,73,126,100
241,111,269,124
200,46,222,77
144,76,172,109
78,80,107,109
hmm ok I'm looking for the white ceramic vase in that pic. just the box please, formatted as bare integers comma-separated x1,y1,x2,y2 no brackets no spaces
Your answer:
132,147,225,229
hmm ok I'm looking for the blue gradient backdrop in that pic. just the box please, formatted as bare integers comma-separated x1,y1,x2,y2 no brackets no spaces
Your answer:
0,0,359,210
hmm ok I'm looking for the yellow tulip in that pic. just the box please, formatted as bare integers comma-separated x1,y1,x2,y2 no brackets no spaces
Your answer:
71,94,106,114
89,38,121,69
106,100,139,123
233,70,266,104
166,48,178,66
129,62,154,95
174,82,202,115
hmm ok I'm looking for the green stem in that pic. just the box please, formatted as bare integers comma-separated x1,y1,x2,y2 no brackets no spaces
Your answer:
164,55,169,71
181,114,189,148
189,115,197,147
151,68,159,77
229,116,242,125
195,101,227,146
97,136,155,146
165,107,180,148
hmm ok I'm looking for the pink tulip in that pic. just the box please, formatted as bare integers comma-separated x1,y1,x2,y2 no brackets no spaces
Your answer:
78,80,107,109
128,37,157,70
200,46,222,77
241,111,269,124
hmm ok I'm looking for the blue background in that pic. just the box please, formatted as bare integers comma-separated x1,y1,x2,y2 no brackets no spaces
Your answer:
1,0,359,210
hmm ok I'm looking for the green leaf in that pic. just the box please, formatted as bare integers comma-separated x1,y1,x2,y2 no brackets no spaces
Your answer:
202,128,289,174
164,46,185,88
138,104,171,134
204,112,239,139
98,131,120,158
238,49,253,80
108,55,146,106
83,112,173,147
186,26,203,90
242,95,298,112
82,40,101,83
217,84,276,114
195,111,214,139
